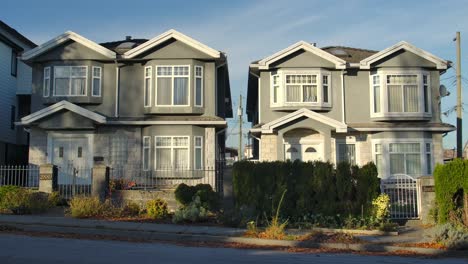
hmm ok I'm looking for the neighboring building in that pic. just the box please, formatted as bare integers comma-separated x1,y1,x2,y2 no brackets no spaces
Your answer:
19,30,232,180
225,147,238,165
244,144,253,159
246,41,455,179
0,21,36,164
443,143,468,162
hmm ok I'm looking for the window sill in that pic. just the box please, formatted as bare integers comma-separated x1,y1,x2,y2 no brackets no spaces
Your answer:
371,113,432,121
271,104,332,111
43,96,102,105
144,106,204,115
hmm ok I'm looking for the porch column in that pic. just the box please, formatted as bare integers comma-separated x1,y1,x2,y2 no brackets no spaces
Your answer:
39,164,58,193
322,130,332,162
92,164,110,201
205,127,216,189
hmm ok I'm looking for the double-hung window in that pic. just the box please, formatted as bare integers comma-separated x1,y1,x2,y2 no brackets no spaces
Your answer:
142,136,151,171
337,144,356,165
43,67,51,97
372,75,380,113
155,136,189,170
389,143,421,176
285,74,317,103
156,66,189,106
54,66,87,96
387,75,419,112
144,66,152,107
194,136,203,170
195,66,203,106
272,74,280,104
92,66,102,97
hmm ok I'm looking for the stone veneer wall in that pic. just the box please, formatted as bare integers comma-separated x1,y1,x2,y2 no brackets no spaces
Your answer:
28,127,48,165
260,134,277,161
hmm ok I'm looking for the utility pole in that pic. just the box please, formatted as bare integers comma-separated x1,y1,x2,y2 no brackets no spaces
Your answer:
455,32,463,158
238,94,243,160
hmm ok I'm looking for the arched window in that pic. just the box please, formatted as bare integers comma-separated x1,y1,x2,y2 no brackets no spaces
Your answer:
305,147,317,153
286,147,298,153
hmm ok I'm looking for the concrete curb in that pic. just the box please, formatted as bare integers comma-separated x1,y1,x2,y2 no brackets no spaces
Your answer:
1,221,464,257
288,227,399,236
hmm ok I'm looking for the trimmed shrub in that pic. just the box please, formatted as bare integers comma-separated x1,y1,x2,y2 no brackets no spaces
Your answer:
232,161,380,220
174,183,219,211
372,193,391,222
434,159,468,224
172,196,208,223
146,198,168,219
121,201,141,217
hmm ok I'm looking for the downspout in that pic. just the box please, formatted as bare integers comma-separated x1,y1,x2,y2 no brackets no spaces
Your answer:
114,60,120,118
341,70,346,123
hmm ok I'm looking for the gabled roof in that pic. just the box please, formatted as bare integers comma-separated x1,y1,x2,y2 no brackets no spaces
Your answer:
19,101,106,125
360,41,448,70
253,41,347,70
22,31,116,61
321,46,378,63
122,29,221,59
253,108,347,133
0,20,36,49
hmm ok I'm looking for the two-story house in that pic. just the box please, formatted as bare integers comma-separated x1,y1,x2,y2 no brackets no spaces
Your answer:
19,29,232,183
246,41,454,179
0,21,36,164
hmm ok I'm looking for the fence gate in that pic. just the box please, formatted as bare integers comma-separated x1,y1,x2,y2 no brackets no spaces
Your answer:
57,163,92,199
381,174,419,219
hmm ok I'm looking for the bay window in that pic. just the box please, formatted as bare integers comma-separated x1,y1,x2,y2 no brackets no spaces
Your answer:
155,136,189,170
373,140,433,179
54,66,87,96
43,67,51,97
156,66,189,106
92,66,102,97
144,66,152,107
143,136,151,171
270,70,331,108
370,70,431,118
195,66,203,106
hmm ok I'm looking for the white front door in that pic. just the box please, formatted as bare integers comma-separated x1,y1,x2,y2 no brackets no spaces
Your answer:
51,137,91,184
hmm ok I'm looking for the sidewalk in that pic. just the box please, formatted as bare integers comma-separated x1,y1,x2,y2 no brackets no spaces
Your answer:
0,214,462,257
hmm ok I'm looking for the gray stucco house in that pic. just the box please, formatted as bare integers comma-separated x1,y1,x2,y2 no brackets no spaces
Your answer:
19,29,232,181
246,41,454,179
0,21,36,164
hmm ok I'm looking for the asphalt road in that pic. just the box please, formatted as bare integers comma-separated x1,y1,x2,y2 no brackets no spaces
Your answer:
0,233,466,264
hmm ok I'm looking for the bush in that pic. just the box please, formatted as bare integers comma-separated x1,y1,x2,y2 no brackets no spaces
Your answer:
174,183,219,211
232,161,380,220
69,196,103,218
434,159,468,225
372,193,391,222
0,186,53,214
121,201,141,217
146,198,168,219
425,223,468,250
172,196,208,223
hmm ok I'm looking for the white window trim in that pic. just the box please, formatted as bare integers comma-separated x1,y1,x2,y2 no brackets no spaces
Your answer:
53,65,88,97
144,66,152,107
270,73,280,106
369,69,432,118
270,69,332,108
194,136,203,170
142,136,151,171
92,66,102,97
371,138,433,179
43,67,50,97
154,136,190,171
155,65,191,107
194,65,203,107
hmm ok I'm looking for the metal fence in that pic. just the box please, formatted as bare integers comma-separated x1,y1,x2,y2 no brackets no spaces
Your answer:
381,174,419,219
0,165,40,189
110,161,225,192
57,164,93,200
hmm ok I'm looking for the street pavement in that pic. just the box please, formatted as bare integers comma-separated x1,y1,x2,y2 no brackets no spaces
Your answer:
0,233,466,264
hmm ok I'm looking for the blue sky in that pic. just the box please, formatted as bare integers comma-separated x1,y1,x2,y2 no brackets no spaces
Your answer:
3,0,468,150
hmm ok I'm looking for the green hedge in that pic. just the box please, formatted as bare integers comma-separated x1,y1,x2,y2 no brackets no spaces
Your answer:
434,159,468,224
232,160,380,219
